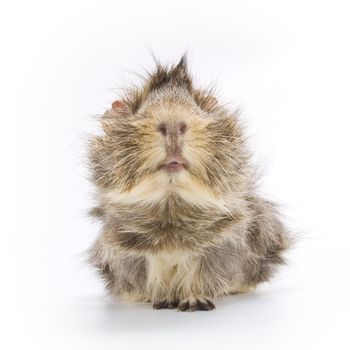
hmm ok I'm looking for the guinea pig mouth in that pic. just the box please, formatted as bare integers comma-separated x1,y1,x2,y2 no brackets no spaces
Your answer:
161,156,188,173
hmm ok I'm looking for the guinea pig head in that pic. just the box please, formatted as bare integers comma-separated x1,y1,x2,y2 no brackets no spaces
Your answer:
90,57,247,198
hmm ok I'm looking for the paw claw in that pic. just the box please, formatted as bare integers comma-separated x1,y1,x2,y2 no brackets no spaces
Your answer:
178,301,190,312
205,299,216,310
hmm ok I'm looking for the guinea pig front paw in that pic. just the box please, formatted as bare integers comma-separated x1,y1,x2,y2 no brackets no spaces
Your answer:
153,299,179,310
177,297,215,312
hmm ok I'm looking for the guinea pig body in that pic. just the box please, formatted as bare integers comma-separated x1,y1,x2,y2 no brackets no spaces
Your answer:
88,57,290,311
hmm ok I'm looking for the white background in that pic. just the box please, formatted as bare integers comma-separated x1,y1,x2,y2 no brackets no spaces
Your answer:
2,0,350,349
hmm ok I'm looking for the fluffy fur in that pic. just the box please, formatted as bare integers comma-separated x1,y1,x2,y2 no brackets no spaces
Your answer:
88,56,290,311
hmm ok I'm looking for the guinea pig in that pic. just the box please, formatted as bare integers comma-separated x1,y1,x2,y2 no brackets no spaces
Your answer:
88,56,291,311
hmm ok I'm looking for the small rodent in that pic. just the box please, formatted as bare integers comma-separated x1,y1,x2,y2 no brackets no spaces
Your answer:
88,56,291,311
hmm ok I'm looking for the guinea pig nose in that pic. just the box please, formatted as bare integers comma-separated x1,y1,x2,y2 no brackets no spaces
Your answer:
157,122,187,136
178,122,187,134
158,122,168,136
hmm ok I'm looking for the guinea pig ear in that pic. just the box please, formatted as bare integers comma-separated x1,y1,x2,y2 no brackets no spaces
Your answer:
194,90,218,111
102,100,131,133
112,100,128,110
204,96,218,110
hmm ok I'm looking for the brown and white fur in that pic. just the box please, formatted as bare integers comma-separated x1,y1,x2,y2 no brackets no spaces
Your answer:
88,56,290,311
